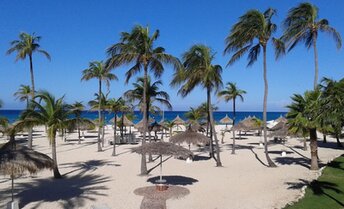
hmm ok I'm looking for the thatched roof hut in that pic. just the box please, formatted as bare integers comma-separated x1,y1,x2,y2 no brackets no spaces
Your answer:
135,117,155,130
132,142,192,158
169,128,209,149
219,114,233,125
117,115,134,126
232,116,262,131
172,115,185,125
274,116,287,124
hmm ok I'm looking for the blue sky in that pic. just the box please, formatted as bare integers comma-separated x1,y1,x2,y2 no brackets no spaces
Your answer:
0,0,343,111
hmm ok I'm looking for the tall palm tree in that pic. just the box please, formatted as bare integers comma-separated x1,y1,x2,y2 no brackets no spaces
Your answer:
81,61,117,152
8,33,51,149
17,91,72,178
171,44,223,167
286,90,322,170
282,3,342,89
196,102,218,137
107,97,126,156
218,82,246,154
106,25,180,175
7,32,51,98
224,8,283,167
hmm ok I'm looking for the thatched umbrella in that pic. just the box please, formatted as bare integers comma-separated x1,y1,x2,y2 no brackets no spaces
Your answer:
149,122,169,141
135,117,155,131
116,115,134,127
132,142,192,183
232,116,261,131
169,128,210,150
269,120,287,131
274,116,287,124
172,115,185,130
219,114,233,128
0,141,54,201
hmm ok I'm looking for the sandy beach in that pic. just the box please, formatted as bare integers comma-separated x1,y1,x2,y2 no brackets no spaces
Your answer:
0,125,343,209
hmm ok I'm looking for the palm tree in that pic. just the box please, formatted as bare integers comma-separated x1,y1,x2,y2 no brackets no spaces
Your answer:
81,61,117,152
224,8,283,167
320,78,344,147
171,44,223,167
14,85,32,108
185,107,203,124
282,3,342,89
17,91,72,178
106,25,180,175
124,76,172,117
8,33,51,149
218,82,246,154
70,101,94,144
196,102,218,137
7,32,51,98
88,92,111,148
107,97,126,156
287,90,322,170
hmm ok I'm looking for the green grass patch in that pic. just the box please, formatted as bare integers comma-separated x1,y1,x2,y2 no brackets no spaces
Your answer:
284,154,344,209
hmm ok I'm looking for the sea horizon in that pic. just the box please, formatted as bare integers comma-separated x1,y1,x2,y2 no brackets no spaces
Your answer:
0,109,287,124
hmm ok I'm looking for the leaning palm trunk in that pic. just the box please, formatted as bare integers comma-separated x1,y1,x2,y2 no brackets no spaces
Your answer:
140,66,148,175
309,128,319,170
313,35,319,90
77,122,81,144
232,98,236,154
112,114,117,156
97,80,102,152
50,129,62,178
208,89,222,166
263,46,276,167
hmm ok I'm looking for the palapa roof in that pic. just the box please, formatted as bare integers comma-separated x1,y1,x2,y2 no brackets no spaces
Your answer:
116,115,134,126
0,141,53,176
132,142,192,158
134,117,155,129
172,115,185,125
149,122,168,132
232,116,261,131
268,126,289,138
219,114,233,124
274,116,288,124
269,121,288,131
169,128,209,145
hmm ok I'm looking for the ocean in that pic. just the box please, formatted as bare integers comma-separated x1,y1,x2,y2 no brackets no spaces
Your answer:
0,110,286,124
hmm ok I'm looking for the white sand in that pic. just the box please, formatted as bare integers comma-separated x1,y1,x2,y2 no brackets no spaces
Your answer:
0,125,343,209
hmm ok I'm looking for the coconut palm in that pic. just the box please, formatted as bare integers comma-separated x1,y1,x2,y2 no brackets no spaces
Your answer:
88,92,111,148
185,107,203,124
282,3,342,89
218,82,246,154
224,8,284,167
106,25,180,175
196,102,218,137
7,32,51,98
16,91,73,178
107,97,126,156
286,90,322,170
14,85,33,109
171,44,222,167
319,77,344,147
81,61,117,151
124,76,172,117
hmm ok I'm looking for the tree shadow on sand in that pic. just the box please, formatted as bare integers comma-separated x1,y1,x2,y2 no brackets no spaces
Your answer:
226,144,269,167
286,179,344,207
16,174,110,209
60,159,121,176
147,175,198,186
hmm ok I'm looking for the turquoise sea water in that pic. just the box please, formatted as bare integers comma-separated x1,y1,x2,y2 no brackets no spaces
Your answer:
0,110,286,124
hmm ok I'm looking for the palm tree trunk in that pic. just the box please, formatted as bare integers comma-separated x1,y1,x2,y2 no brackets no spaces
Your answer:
102,112,106,147
27,55,35,149
112,114,117,156
78,119,81,144
232,98,236,154
208,88,222,166
147,102,153,162
309,128,319,170
140,65,148,175
97,80,102,152
323,134,327,143
313,34,319,90
263,45,276,168
51,129,62,178
336,134,343,147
